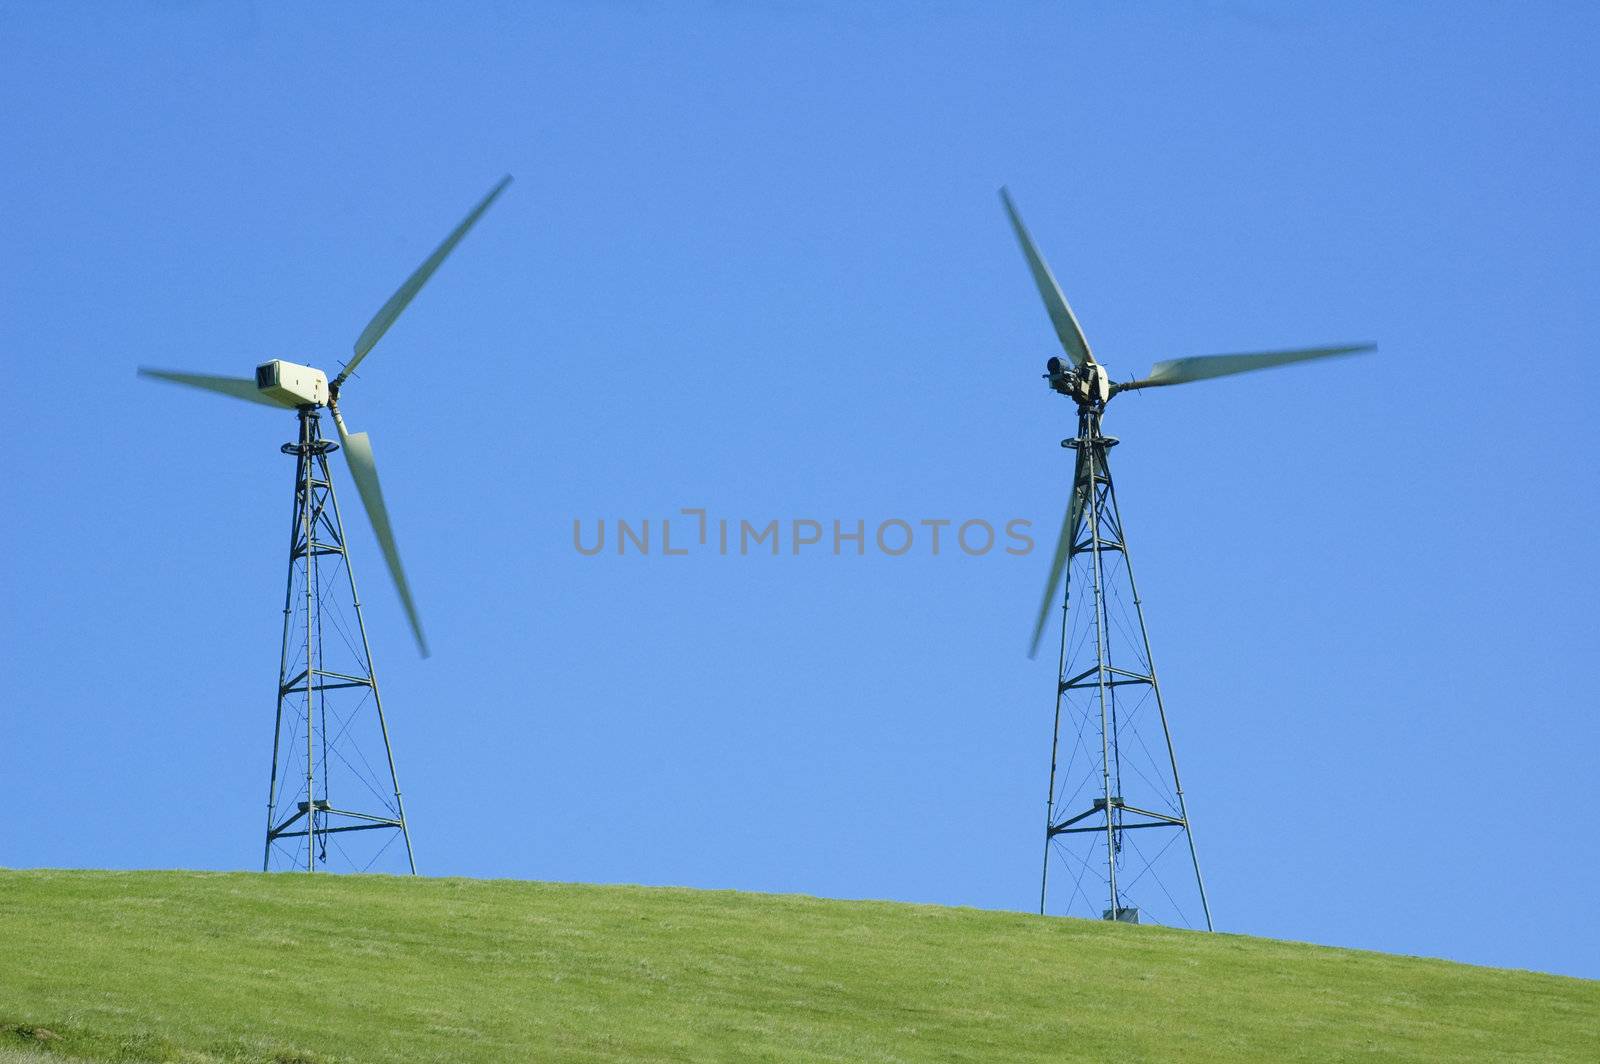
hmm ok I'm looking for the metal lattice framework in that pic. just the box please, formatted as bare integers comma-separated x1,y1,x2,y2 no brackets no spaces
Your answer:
263,408,414,874
1039,405,1209,928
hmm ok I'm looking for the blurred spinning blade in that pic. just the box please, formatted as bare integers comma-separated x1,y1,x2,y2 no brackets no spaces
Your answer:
336,175,513,388
136,368,288,407
332,408,429,658
1029,447,1092,659
1122,344,1374,391
999,187,1094,368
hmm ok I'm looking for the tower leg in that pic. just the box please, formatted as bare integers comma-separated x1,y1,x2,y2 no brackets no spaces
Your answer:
1102,477,1213,931
1040,691,1063,915
303,410,317,873
1041,440,1088,914
1083,418,1119,918
319,450,417,875
263,428,305,871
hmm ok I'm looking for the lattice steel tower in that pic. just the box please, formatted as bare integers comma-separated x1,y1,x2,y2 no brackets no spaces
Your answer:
1037,404,1209,928
263,408,415,874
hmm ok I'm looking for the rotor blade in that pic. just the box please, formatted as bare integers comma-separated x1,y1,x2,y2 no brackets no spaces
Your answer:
333,412,429,657
1122,344,1375,391
999,187,1094,367
1028,448,1091,659
336,175,513,388
137,368,289,408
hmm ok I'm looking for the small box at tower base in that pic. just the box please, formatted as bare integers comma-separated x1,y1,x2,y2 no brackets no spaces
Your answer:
1103,907,1140,924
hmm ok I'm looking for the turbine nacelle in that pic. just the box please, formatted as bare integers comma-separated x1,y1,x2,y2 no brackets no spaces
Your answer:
1045,356,1110,405
254,359,330,408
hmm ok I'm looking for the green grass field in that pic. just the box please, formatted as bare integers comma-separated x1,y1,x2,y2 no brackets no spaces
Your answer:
1,870,1594,1063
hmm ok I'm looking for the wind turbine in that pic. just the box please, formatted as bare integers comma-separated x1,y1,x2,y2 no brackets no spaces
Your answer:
139,176,512,873
1000,187,1372,929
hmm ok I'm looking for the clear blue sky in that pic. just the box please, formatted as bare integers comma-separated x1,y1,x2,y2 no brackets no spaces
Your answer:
2,3,1596,978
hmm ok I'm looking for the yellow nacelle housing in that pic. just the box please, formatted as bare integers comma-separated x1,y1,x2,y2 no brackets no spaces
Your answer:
255,360,330,407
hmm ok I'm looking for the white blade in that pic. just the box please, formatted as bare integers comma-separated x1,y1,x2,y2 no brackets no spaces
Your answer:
999,187,1094,367
336,175,513,388
333,412,429,657
137,368,289,408
1029,448,1091,659
1129,344,1374,389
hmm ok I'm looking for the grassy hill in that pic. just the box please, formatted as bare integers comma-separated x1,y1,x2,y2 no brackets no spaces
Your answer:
0,870,1594,1063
